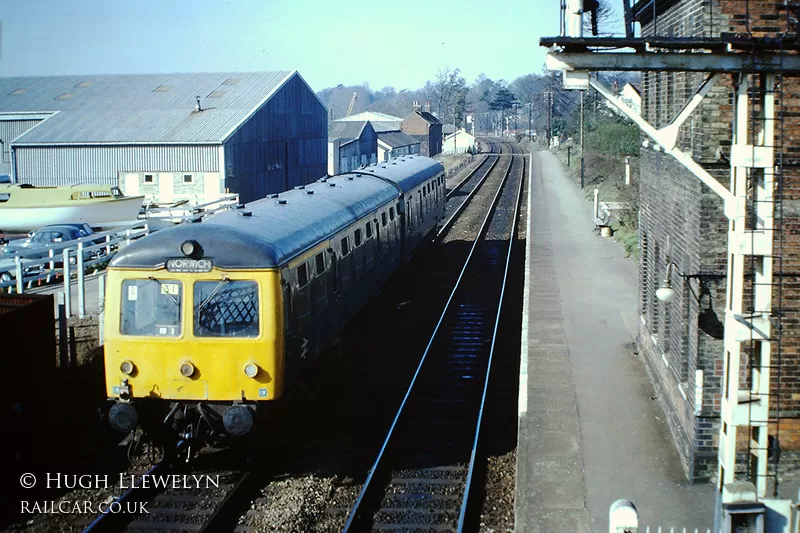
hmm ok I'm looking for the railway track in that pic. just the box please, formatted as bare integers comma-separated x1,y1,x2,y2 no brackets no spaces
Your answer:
81,444,255,533
75,140,523,533
440,146,500,235
340,142,525,532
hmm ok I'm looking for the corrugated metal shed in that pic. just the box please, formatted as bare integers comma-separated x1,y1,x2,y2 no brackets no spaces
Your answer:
0,71,300,144
328,121,368,143
333,118,401,133
337,111,403,122
378,131,420,148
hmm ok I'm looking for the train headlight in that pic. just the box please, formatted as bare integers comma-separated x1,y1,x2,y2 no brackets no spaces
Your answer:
180,240,203,259
243,362,259,378
180,362,195,377
120,360,135,376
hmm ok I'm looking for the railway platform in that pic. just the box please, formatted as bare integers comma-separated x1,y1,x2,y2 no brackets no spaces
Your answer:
515,151,715,532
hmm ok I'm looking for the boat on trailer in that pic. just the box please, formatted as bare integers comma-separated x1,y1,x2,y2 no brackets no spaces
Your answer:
0,184,145,233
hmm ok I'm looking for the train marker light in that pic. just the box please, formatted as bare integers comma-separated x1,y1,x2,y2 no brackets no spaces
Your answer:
180,362,196,377
180,240,203,259
120,360,135,376
243,362,259,378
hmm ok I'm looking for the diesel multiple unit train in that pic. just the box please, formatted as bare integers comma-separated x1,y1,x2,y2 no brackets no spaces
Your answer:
104,156,446,439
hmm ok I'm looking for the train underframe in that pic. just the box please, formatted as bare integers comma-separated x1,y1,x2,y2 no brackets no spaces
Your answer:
109,398,269,460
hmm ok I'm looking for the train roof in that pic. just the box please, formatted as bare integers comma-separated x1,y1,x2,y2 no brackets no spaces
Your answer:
110,173,398,270
357,155,443,194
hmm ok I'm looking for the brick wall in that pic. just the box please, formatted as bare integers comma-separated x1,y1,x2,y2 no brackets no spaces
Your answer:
637,0,800,483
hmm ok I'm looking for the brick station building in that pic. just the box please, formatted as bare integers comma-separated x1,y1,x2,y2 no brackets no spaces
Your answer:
635,0,800,484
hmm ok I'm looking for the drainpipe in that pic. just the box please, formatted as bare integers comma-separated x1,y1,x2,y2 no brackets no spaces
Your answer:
10,143,17,183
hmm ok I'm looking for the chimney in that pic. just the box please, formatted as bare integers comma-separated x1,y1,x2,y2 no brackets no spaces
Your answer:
195,96,202,112
423,102,431,113
412,100,421,112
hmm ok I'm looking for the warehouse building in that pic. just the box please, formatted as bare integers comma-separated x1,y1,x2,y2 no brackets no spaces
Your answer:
0,71,328,204
327,121,378,175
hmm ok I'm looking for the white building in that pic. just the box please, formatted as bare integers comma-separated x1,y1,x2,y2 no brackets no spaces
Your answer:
442,128,476,155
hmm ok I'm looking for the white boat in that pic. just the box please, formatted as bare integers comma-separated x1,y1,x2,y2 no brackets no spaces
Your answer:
0,184,145,233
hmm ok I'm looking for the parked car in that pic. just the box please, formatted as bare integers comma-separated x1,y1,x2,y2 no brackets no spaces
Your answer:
0,223,105,283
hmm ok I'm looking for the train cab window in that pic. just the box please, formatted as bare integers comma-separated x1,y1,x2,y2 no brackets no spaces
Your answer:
194,280,259,338
381,212,387,227
315,253,325,276
354,228,362,247
341,236,350,255
365,222,372,238
389,207,395,221
120,279,182,337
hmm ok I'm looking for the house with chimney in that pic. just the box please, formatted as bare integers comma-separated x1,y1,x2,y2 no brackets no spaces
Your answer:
401,101,442,157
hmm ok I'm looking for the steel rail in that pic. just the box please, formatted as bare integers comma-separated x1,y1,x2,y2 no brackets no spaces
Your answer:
197,471,251,533
82,461,165,532
438,142,502,237
446,154,491,199
445,140,498,200
342,142,518,533
456,149,525,532
82,440,188,533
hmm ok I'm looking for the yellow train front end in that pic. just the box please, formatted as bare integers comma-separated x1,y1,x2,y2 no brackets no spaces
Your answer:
104,261,284,438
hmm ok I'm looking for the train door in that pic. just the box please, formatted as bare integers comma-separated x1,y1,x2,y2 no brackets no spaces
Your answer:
281,277,301,384
352,228,364,282
338,235,353,317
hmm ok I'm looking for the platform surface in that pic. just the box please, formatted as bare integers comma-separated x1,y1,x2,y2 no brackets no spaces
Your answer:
515,151,715,532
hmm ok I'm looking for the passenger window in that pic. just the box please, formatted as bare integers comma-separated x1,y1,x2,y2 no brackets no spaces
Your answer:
389,207,395,221
315,253,325,275
423,187,426,197
381,212,387,226
298,263,309,287
341,236,350,255
365,222,372,238
354,229,362,247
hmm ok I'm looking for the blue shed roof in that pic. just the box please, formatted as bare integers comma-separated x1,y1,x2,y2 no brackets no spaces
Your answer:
111,172,398,269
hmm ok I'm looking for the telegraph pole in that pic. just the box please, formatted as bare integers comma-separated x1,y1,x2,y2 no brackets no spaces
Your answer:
545,92,552,148
528,102,533,141
580,89,585,188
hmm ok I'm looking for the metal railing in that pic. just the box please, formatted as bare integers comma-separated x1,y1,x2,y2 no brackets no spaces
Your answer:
0,221,150,305
142,194,239,224
0,195,240,317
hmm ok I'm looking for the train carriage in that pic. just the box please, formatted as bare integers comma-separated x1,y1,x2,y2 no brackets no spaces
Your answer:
104,156,445,439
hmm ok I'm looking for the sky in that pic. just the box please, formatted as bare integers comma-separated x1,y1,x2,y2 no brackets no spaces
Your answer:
0,0,562,92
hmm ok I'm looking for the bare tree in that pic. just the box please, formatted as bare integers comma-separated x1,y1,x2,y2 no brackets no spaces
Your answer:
433,67,467,122
583,0,619,36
